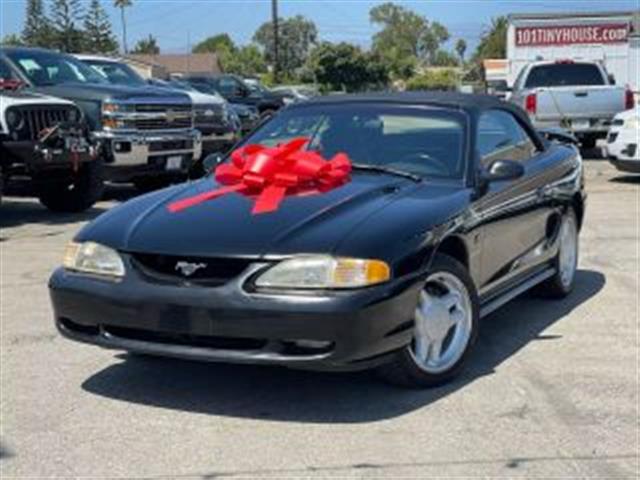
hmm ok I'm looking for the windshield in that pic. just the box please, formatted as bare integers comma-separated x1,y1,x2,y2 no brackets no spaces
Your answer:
82,60,145,86
6,50,108,86
243,104,467,180
525,63,605,88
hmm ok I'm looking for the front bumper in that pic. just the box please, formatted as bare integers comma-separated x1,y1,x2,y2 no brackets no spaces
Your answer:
49,262,420,371
96,129,203,170
1,139,95,173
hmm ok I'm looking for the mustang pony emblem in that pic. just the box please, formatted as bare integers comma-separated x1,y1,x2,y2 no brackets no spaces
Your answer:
175,261,207,277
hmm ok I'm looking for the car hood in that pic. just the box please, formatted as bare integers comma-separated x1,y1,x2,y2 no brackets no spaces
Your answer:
36,82,191,103
77,174,468,259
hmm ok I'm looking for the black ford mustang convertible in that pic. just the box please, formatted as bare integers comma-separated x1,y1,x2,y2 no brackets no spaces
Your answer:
50,92,585,387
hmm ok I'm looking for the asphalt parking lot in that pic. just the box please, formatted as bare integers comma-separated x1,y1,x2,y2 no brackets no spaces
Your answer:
0,155,638,478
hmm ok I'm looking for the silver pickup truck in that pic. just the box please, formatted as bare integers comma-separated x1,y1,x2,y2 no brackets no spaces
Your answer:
509,60,634,149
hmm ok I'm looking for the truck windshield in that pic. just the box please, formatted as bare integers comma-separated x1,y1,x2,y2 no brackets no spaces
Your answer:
5,50,108,86
243,104,467,180
82,60,145,87
525,63,605,88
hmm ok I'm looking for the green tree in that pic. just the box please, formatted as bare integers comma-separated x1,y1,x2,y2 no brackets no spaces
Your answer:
455,38,467,63
369,2,451,78
49,0,84,53
131,34,159,54
406,69,459,91
1,34,25,46
306,42,389,93
469,16,508,81
192,34,236,54
223,44,267,76
431,50,459,67
474,16,507,60
84,0,118,53
253,15,317,74
114,0,132,53
22,0,52,47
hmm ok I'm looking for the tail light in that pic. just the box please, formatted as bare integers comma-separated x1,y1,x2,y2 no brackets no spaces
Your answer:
624,87,634,110
525,93,537,115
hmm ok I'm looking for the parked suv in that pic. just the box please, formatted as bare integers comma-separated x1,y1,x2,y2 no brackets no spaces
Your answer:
183,74,284,120
1,48,202,190
76,55,239,158
509,60,634,149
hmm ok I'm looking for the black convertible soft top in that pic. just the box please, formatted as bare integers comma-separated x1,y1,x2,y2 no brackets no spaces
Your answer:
297,91,545,150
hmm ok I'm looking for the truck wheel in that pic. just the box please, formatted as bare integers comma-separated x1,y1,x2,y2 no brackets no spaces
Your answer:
377,254,479,388
580,137,597,150
38,160,104,213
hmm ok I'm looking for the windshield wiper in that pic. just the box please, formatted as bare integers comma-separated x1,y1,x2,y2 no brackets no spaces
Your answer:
351,163,422,182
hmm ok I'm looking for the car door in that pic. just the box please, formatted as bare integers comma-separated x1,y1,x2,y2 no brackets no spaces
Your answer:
472,109,555,297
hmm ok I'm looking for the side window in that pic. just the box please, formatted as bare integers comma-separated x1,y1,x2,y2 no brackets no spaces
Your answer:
217,77,238,96
477,110,537,166
0,59,17,80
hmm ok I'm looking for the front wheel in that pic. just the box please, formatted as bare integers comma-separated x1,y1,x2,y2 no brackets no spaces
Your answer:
378,254,479,388
38,159,104,213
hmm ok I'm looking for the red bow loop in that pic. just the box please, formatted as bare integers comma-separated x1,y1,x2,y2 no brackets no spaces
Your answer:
168,137,352,215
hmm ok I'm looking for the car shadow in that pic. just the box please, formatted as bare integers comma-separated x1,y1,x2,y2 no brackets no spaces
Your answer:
610,174,639,184
81,269,605,424
0,198,108,231
0,184,138,231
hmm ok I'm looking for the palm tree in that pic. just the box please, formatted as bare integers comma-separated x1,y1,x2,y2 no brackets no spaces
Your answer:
114,0,132,53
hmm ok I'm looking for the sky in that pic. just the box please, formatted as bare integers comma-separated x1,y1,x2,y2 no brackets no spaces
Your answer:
1,0,638,54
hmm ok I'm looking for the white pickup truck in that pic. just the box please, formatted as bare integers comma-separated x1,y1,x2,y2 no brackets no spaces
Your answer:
509,60,635,149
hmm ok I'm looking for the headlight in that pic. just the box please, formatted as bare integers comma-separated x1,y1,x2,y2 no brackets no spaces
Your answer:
6,109,23,130
254,255,391,289
63,241,125,278
623,117,639,130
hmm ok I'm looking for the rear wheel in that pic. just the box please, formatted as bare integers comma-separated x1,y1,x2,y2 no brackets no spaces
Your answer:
537,209,579,298
38,159,104,213
378,254,479,388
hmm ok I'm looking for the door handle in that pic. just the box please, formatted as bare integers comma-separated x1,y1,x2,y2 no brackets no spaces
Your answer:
574,91,588,97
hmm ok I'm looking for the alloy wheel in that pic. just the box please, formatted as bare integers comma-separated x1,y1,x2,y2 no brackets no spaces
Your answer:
409,271,473,374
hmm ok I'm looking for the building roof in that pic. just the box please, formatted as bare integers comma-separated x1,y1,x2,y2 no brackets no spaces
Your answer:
125,53,222,75
508,10,639,22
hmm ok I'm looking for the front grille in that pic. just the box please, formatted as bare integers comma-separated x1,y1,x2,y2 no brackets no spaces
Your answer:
133,104,192,130
148,140,194,152
9,106,72,141
131,253,252,286
104,326,268,350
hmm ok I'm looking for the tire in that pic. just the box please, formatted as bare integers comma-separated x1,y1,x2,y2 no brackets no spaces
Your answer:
580,136,597,150
38,159,104,213
537,209,579,298
377,253,480,388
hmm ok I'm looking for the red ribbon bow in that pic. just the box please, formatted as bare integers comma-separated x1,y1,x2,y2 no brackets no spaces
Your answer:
168,137,352,215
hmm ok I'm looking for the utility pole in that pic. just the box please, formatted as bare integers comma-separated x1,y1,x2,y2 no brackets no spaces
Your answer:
272,0,279,83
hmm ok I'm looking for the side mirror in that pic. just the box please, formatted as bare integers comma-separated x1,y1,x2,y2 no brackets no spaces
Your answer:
608,73,616,85
202,152,225,171
482,159,525,182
